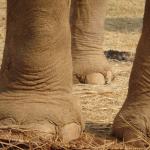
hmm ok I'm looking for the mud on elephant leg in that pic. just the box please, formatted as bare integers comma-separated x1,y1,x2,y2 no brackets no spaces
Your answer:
71,0,113,85
113,0,150,147
0,0,83,142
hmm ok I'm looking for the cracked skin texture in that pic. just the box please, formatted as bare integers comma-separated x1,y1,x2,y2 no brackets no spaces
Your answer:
0,0,150,147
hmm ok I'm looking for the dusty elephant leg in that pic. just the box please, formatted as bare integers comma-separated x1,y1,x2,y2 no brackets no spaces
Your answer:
0,0,83,143
113,0,150,147
71,0,112,85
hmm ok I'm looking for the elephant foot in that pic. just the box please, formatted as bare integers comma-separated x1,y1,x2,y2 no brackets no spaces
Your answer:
73,54,113,85
77,71,113,85
0,122,81,143
0,92,83,143
112,101,150,148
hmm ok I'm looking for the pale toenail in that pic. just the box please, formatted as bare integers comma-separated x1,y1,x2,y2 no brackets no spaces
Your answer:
60,123,81,143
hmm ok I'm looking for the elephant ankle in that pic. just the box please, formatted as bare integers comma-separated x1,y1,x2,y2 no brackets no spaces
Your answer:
73,54,110,74
0,91,83,142
73,55,113,84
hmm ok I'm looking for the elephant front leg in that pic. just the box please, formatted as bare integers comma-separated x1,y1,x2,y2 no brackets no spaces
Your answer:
113,0,150,147
0,0,83,143
71,0,112,85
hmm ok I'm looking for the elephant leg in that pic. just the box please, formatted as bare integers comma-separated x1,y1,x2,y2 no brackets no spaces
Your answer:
113,0,150,147
71,0,112,85
0,0,83,142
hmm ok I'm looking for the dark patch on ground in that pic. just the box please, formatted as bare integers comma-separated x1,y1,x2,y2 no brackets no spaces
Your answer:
86,122,112,137
104,50,135,62
105,17,143,33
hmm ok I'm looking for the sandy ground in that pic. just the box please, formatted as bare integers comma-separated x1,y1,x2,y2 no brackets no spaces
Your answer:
0,0,146,148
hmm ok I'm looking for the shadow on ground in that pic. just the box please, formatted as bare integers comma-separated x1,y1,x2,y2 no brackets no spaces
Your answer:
105,17,143,33
86,122,113,138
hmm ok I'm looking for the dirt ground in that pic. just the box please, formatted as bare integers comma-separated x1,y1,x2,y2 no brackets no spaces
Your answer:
0,0,146,149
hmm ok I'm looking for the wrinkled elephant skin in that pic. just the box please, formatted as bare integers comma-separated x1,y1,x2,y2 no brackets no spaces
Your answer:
0,0,150,147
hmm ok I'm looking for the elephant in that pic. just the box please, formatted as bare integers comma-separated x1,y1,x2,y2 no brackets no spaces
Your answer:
71,0,112,85
0,0,149,147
